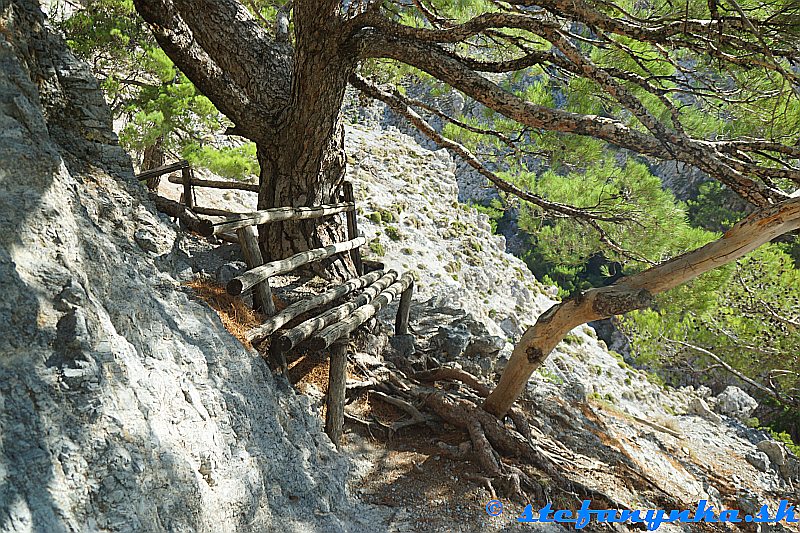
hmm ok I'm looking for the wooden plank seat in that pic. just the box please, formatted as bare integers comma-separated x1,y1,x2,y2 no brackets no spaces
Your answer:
140,168,414,446
216,183,414,446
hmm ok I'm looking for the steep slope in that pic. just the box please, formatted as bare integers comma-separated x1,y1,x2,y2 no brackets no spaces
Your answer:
343,124,798,531
156,119,799,530
5,2,797,531
0,3,384,532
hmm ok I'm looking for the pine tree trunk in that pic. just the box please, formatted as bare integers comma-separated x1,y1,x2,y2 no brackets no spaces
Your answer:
256,122,352,280
255,2,357,280
133,0,358,279
141,136,165,190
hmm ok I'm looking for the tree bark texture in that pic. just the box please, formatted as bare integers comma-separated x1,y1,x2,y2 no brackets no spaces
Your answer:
133,0,359,279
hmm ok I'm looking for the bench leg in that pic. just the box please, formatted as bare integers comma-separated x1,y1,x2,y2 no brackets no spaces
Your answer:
269,343,288,374
236,226,276,315
325,339,348,446
181,166,194,209
395,280,414,335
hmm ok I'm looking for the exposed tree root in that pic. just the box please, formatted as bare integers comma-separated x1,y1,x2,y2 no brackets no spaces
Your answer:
345,363,641,508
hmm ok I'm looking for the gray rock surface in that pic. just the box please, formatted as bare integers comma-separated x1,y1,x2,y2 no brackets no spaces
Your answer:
0,3,387,531
746,451,772,473
758,440,787,467
688,397,723,425
715,385,759,420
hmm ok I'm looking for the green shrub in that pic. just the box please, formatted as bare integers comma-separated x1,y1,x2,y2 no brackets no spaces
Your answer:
385,225,403,241
369,239,385,257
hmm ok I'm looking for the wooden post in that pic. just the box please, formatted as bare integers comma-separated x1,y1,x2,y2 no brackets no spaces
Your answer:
325,339,349,446
395,279,414,335
181,166,194,209
342,182,364,276
269,341,288,374
236,225,276,315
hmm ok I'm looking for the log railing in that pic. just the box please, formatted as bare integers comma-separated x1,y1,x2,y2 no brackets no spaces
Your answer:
226,237,367,295
167,173,260,192
211,203,354,235
138,161,414,446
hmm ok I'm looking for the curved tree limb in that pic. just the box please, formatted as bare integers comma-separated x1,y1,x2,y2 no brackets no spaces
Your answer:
351,74,632,225
484,196,800,417
356,31,788,206
133,0,292,140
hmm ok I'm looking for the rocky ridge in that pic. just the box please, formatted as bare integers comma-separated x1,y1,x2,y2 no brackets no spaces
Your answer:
156,104,799,532
341,122,799,530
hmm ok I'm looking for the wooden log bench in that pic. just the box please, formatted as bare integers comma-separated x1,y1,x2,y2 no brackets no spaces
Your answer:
138,164,415,445
206,181,414,446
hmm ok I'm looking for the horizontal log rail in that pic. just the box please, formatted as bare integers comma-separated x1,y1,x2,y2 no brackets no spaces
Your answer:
167,174,260,192
216,232,240,244
227,236,367,295
136,160,190,181
212,202,355,235
151,194,214,236
146,169,404,364
274,270,399,353
309,272,415,351
192,206,243,217
246,270,385,344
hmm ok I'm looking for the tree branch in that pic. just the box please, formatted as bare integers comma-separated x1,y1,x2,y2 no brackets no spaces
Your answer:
666,338,799,408
484,196,800,416
356,31,788,207
134,0,291,140
351,74,631,225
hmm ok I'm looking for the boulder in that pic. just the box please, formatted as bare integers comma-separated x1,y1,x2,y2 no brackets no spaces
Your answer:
780,456,800,482
387,333,416,359
215,261,247,285
433,315,504,360
435,322,472,358
688,397,723,424
757,440,786,467
714,386,758,420
745,451,771,472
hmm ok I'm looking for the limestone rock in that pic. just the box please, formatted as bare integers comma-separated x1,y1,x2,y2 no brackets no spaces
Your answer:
0,4,382,531
688,397,723,424
715,385,758,420
757,440,787,467
745,451,771,472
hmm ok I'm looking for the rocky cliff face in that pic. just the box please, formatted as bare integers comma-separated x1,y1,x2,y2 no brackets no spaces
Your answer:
0,3,377,532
